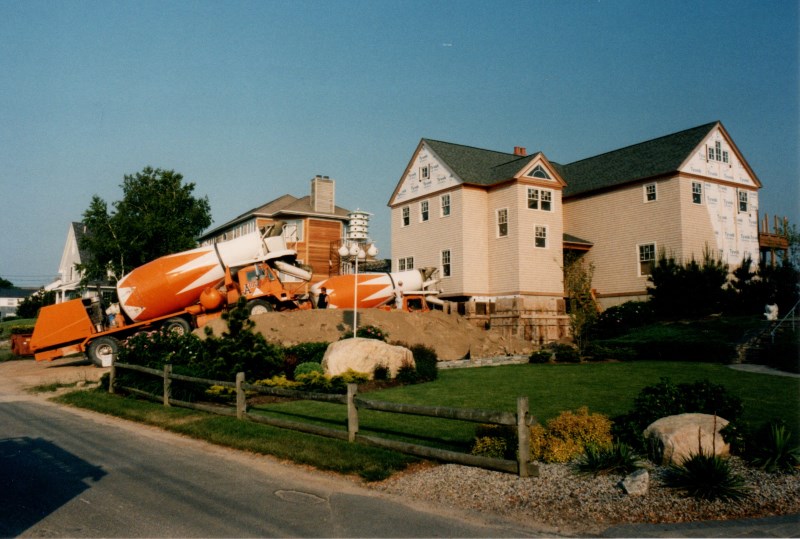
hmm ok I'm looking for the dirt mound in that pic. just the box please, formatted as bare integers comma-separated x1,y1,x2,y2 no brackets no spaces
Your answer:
201,309,534,361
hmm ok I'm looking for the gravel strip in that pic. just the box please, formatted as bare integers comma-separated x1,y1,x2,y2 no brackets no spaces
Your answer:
369,458,800,536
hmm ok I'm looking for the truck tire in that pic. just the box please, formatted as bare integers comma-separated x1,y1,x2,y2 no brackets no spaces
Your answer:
87,336,119,367
247,299,273,315
163,317,191,336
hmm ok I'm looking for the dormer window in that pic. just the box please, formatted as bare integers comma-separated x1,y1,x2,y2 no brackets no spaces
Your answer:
707,141,730,163
526,164,551,179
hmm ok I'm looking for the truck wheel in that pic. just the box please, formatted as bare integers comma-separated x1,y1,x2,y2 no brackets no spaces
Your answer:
163,317,191,335
247,299,273,315
87,336,119,367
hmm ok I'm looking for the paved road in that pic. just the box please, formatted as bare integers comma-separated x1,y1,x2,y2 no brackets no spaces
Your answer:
0,389,550,537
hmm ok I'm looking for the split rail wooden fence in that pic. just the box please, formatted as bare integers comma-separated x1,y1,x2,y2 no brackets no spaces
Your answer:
110,362,539,477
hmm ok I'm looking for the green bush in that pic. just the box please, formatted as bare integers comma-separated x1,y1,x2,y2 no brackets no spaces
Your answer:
395,361,419,385
529,350,552,364
342,325,387,341
553,344,581,363
575,442,642,476
591,301,655,339
285,342,329,363
470,424,517,460
582,343,637,361
372,364,390,380
747,421,800,473
612,378,744,451
664,452,749,502
410,344,438,382
294,361,324,379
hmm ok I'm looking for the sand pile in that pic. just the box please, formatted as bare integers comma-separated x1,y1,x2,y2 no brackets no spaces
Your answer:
201,308,534,361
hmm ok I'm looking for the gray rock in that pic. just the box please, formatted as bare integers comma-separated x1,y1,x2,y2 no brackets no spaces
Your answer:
620,468,649,496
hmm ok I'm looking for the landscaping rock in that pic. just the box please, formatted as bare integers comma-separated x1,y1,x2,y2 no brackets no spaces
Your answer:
620,469,649,496
321,338,414,378
643,413,730,465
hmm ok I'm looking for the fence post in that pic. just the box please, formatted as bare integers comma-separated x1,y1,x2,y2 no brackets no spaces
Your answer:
517,396,530,478
108,361,116,395
347,383,359,442
236,372,246,420
163,364,172,407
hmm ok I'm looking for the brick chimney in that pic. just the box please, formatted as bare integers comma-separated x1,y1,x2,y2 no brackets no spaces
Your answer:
311,175,335,214
513,146,527,156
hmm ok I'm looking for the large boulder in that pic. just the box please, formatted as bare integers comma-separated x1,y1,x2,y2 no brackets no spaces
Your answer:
322,338,415,378
644,413,730,465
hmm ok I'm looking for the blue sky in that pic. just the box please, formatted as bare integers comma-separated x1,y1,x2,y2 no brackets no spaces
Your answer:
1,0,797,287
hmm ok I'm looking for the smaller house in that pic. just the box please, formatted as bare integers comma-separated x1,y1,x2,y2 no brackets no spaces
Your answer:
46,222,115,303
0,288,34,320
198,176,353,286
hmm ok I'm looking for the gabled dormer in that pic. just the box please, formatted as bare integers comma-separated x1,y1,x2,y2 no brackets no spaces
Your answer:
388,139,565,207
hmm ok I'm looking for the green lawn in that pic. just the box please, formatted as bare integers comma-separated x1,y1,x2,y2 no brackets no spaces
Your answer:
250,361,800,452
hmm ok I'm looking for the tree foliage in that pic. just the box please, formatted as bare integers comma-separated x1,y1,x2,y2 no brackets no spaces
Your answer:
16,289,56,318
647,247,729,318
563,252,599,352
0,277,14,288
78,167,212,283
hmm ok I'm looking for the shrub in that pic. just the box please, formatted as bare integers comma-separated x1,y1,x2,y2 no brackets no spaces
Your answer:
530,407,613,463
410,344,438,382
285,342,329,364
612,378,744,451
372,364,390,380
294,361,324,379
342,325,387,341
591,301,655,339
664,452,749,502
553,344,580,363
529,350,552,364
330,369,370,392
747,421,800,473
295,371,332,392
471,437,508,459
575,442,642,476
582,342,637,361
395,361,419,385
470,424,517,460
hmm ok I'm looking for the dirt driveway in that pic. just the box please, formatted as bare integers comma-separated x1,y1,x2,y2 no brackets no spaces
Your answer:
0,357,108,393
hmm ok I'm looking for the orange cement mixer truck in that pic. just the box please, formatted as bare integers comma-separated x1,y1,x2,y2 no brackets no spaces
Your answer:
29,225,313,366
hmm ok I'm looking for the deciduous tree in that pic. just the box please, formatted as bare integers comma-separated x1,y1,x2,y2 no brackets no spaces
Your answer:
78,167,212,284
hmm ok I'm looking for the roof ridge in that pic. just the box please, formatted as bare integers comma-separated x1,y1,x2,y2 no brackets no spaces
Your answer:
563,121,719,166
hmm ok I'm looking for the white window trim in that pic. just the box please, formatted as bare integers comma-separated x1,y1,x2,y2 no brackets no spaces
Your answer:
644,183,657,203
401,206,410,227
692,182,703,205
534,224,548,249
637,242,656,277
440,193,451,217
420,200,429,222
738,190,749,213
497,208,508,238
441,249,451,278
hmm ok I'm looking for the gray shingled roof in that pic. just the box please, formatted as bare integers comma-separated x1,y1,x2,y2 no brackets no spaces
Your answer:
558,122,718,197
424,139,539,185
423,122,720,198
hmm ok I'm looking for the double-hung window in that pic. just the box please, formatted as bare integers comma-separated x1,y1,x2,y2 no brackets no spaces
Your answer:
440,194,451,217
497,208,508,237
692,182,703,204
534,225,547,248
738,191,748,213
398,257,414,271
644,183,657,202
527,188,553,211
638,243,656,276
441,249,451,277
420,200,429,222
402,206,410,227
